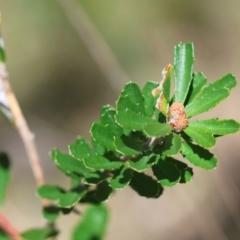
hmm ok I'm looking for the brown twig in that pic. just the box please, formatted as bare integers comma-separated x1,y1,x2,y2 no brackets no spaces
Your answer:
56,0,130,91
0,64,48,206
0,212,22,240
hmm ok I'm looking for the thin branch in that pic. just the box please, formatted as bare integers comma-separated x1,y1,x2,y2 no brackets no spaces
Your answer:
0,212,22,240
56,0,130,91
0,64,48,206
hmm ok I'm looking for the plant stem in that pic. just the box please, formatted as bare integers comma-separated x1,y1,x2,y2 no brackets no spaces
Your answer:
0,212,22,240
0,64,48,206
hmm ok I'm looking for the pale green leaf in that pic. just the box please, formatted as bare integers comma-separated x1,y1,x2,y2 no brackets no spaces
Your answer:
142,81,159,117
115,110,156,131
174,43,194,103
117,82,146,115
181,141,218,170
72,205,108,240
185,74,237,117
144,122,172,137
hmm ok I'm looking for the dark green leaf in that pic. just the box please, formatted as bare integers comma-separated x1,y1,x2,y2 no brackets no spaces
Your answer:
129,171,161,198
37,185,64,201
80,190,100,204
167,158,193,183
95,181,113,202
114,134,144,156
42,205,60,222
128,154,157,172
185,74,237,117
174,43,194,103
162,133,182,156
84,171,109,185
0,153,10,206
185,72,207,105
144,122,172,137
72,205,109,240
142,81,159,117
109,166,133,189
181,141,218,170
21,227,53,240
152,159,180,187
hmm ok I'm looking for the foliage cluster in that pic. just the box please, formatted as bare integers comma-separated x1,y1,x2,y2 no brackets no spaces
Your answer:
0,43,239,240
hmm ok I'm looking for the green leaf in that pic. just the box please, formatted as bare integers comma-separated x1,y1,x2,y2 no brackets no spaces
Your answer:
92,138,105,155
91,122,117,151
95,181,113,202
162,133,182,156
144,122,172,137
114,134,144,156
21,227,53,240
0,230,10,240
0,153,10,206
80,190,100,204
185,72,207,105
83,155,122,171
185,74,237,117
59,190,86,208
69,137,94,159
184,126,216,149
128,154,157,172
72,205,109,240
184,119,240,148
115,110,156,131
37,185,64,201
163,67,172,103
152,159,181,187
187,119,240,136
109,166,133,189
91,109,123,151
42,205,60,222
129,171,162,198
84,171,109,185
117,82,146,115
167,158,193,183
174,43,194,103
181,141,218,170
0,45,6,63
51,149,89,176
100,105,113,116
142,81,159,117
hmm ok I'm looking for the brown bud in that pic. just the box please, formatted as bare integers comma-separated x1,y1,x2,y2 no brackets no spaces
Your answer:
167,102,188,132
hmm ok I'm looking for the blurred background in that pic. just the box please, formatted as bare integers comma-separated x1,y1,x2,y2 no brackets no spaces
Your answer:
0,0,240,239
